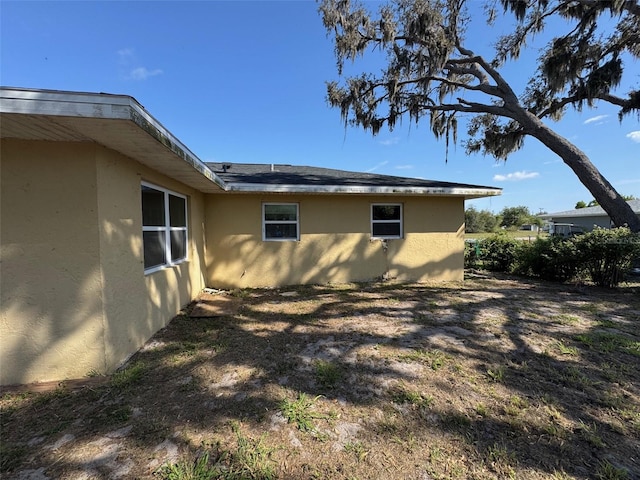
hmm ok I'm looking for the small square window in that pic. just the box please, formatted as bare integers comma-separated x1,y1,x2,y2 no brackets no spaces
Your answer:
371,204,402,239
263,203,299,241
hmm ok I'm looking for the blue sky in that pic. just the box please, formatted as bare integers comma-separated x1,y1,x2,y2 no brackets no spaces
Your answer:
2,1,638,214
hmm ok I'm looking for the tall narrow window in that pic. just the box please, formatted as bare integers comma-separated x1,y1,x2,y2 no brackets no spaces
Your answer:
371,204,403,239
142,183,188,272
263,203,299,241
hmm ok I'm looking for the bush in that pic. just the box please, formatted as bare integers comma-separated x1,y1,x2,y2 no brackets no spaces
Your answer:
479,233,522,272
464,241,482,269
516,236,580,282
573,227,640,288
466,227,640,288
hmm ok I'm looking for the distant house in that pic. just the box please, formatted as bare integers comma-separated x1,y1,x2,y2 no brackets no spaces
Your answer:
0,87,500,385
541,200,640,235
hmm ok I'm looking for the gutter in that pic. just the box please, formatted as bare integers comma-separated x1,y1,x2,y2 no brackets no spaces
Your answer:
224,182,502,197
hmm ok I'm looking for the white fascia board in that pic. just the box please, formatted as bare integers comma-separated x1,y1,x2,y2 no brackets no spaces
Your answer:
0,87,133,117
224,182,502,197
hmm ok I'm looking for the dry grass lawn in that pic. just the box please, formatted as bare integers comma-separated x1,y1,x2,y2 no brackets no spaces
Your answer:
2,273,639,479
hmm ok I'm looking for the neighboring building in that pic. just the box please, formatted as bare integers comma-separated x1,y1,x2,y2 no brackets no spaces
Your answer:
0,87,500,385
541,200,640,235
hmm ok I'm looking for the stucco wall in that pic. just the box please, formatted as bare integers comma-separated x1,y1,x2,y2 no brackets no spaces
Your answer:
94,148,207,372
0,139,207,385
205,194,464,288
1,140,105,384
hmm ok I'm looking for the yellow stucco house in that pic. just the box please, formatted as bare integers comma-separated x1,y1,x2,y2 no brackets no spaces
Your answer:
0,87,501,386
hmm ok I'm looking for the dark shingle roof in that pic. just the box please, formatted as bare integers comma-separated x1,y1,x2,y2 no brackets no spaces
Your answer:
206,163,500,196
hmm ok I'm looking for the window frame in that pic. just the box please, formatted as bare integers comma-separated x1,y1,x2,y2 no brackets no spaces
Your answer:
371,203,403,240
262,202,300,241
142,181,188,274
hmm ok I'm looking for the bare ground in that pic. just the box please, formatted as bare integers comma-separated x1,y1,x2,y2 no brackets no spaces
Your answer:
2,272,640,480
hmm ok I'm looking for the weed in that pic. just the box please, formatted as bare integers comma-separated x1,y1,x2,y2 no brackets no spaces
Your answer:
314,360,342,388
106,405,132,423
555,314,581,325
159,425,276,480
486,365,505,383
158,452,220,480
624,341,640,357
344,441,369,462
111,361,146,389
487,442,517,477
179,342,198,356
599,362,630,383
544,422,568,440
551,469,572,479
475,403,488,417
615,407,640,434
505,395,529,416
556,341,579,356
600,391,626,409
391,433,418,453
562,365,596,389
398,349,448,370
428,446,442,463
595,460,629,480
228,422,277,479
577,421,604,448
391,386,433,409
230,289,250,299
596,318,617,328
280,393,326,433
31,386,70,406
575,332,638,355
575,334,594,348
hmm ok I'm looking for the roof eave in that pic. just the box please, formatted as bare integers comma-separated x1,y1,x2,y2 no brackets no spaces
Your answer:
0,87,226,192
224,182,502,198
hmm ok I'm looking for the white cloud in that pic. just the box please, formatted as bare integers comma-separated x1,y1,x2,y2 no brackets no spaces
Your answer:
626,131,640,143
129,67,163,81
584,114,609,125
117,47,134,59
493,171,540,182
366,161,388,173
378,137,399,146
395,164,413,170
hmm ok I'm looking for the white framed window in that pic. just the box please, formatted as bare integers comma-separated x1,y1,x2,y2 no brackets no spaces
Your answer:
263,203,299,241
142,182,188,273
371,203,403,239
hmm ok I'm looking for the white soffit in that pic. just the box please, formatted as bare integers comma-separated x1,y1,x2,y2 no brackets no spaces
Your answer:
0,87,226,193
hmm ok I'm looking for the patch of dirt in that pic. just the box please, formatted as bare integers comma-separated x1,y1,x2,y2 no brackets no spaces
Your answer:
2,273,639,479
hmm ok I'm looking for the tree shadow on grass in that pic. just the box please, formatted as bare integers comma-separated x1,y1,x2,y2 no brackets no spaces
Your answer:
2,274,639,479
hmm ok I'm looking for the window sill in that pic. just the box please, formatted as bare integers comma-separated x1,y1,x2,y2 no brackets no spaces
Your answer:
144,259,188,275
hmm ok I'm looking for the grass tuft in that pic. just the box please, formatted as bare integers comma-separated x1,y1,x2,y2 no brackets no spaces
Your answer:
314,360,343,388
280,393,328,433
111,361,146,389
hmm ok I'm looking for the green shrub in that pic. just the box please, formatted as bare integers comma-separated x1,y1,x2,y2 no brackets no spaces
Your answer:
574,227,640,288
517,236,580,282
479,233,522,272
464,241,482,269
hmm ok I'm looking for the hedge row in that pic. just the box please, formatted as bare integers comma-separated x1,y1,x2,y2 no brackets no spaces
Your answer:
465,227,640,288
